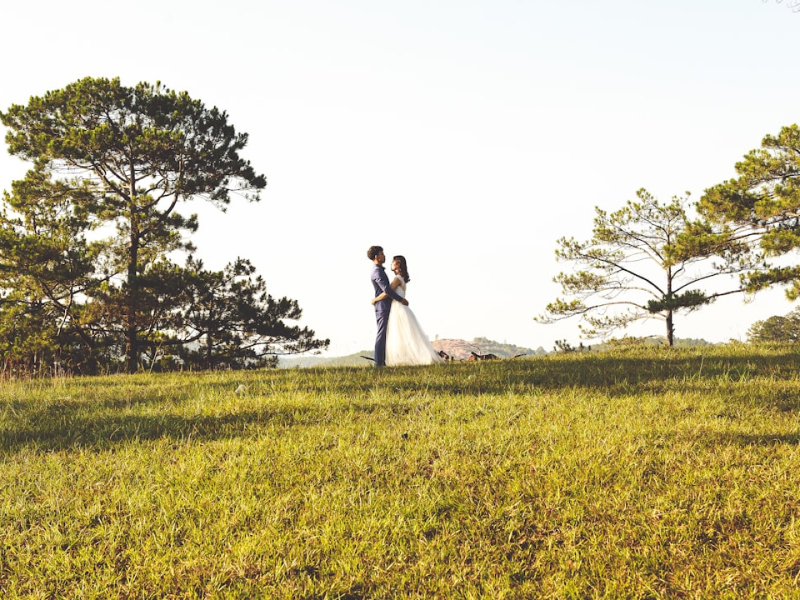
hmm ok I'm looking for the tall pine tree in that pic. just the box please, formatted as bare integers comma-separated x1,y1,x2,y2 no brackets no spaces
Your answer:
1,77,327,373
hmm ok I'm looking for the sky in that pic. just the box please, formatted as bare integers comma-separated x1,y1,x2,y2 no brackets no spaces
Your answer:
1,0,799,356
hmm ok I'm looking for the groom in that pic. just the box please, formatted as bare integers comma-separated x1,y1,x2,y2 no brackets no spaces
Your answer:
367,245,408,367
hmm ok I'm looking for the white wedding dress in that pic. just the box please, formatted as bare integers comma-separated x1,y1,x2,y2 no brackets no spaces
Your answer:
385,276,444,366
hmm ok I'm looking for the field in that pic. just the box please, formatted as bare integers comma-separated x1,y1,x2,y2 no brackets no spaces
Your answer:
2,344,800,599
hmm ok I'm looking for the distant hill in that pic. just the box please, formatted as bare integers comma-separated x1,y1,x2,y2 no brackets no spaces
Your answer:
278,352,373,369
278,337,544,368
432,337,545,361
277,335,717,367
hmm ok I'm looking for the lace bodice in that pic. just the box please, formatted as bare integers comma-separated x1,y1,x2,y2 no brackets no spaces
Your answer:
393,276,407,298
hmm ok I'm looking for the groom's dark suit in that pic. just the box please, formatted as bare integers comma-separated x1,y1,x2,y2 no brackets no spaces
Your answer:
371,264,405,367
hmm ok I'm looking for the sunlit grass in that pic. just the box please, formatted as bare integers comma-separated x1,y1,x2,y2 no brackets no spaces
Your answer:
2,345,800,598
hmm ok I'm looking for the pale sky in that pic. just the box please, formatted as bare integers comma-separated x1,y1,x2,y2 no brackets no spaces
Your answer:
1,0,799,355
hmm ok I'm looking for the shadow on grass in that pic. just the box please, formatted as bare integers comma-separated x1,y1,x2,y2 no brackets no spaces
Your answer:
0,394,439,454
706,432,800,447
0,404,323,454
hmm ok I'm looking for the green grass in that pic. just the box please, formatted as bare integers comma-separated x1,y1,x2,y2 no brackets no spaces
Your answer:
2,345,800,598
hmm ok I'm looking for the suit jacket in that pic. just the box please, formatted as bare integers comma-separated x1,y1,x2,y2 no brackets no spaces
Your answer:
371,264,404,313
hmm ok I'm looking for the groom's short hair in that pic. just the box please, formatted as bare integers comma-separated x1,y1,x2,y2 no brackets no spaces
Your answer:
367,246,383,260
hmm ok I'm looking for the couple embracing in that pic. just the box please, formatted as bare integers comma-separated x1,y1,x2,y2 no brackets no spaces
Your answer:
368,245,444,367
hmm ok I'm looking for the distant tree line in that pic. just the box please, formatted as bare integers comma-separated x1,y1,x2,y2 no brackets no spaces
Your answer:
538,124,800,346
551,336,715,354
748,308,800,343
0,77,328,376
470,337,544,357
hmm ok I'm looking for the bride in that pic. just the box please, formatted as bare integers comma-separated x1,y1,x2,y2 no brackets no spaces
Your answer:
372,255,444,366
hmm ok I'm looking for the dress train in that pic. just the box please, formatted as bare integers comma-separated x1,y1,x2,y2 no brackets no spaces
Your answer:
385,277,443,367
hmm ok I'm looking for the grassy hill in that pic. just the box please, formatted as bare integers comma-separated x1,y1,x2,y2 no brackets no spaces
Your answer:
2,344,800,597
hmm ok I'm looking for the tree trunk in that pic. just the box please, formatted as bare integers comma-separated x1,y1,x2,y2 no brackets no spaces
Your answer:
666,267,675,347
126,166,140,374
205,334,213,370
666,309,674,347
126,226,139,374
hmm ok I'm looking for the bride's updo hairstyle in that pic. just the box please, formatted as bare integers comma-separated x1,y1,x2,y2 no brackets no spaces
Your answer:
393,255,410,283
